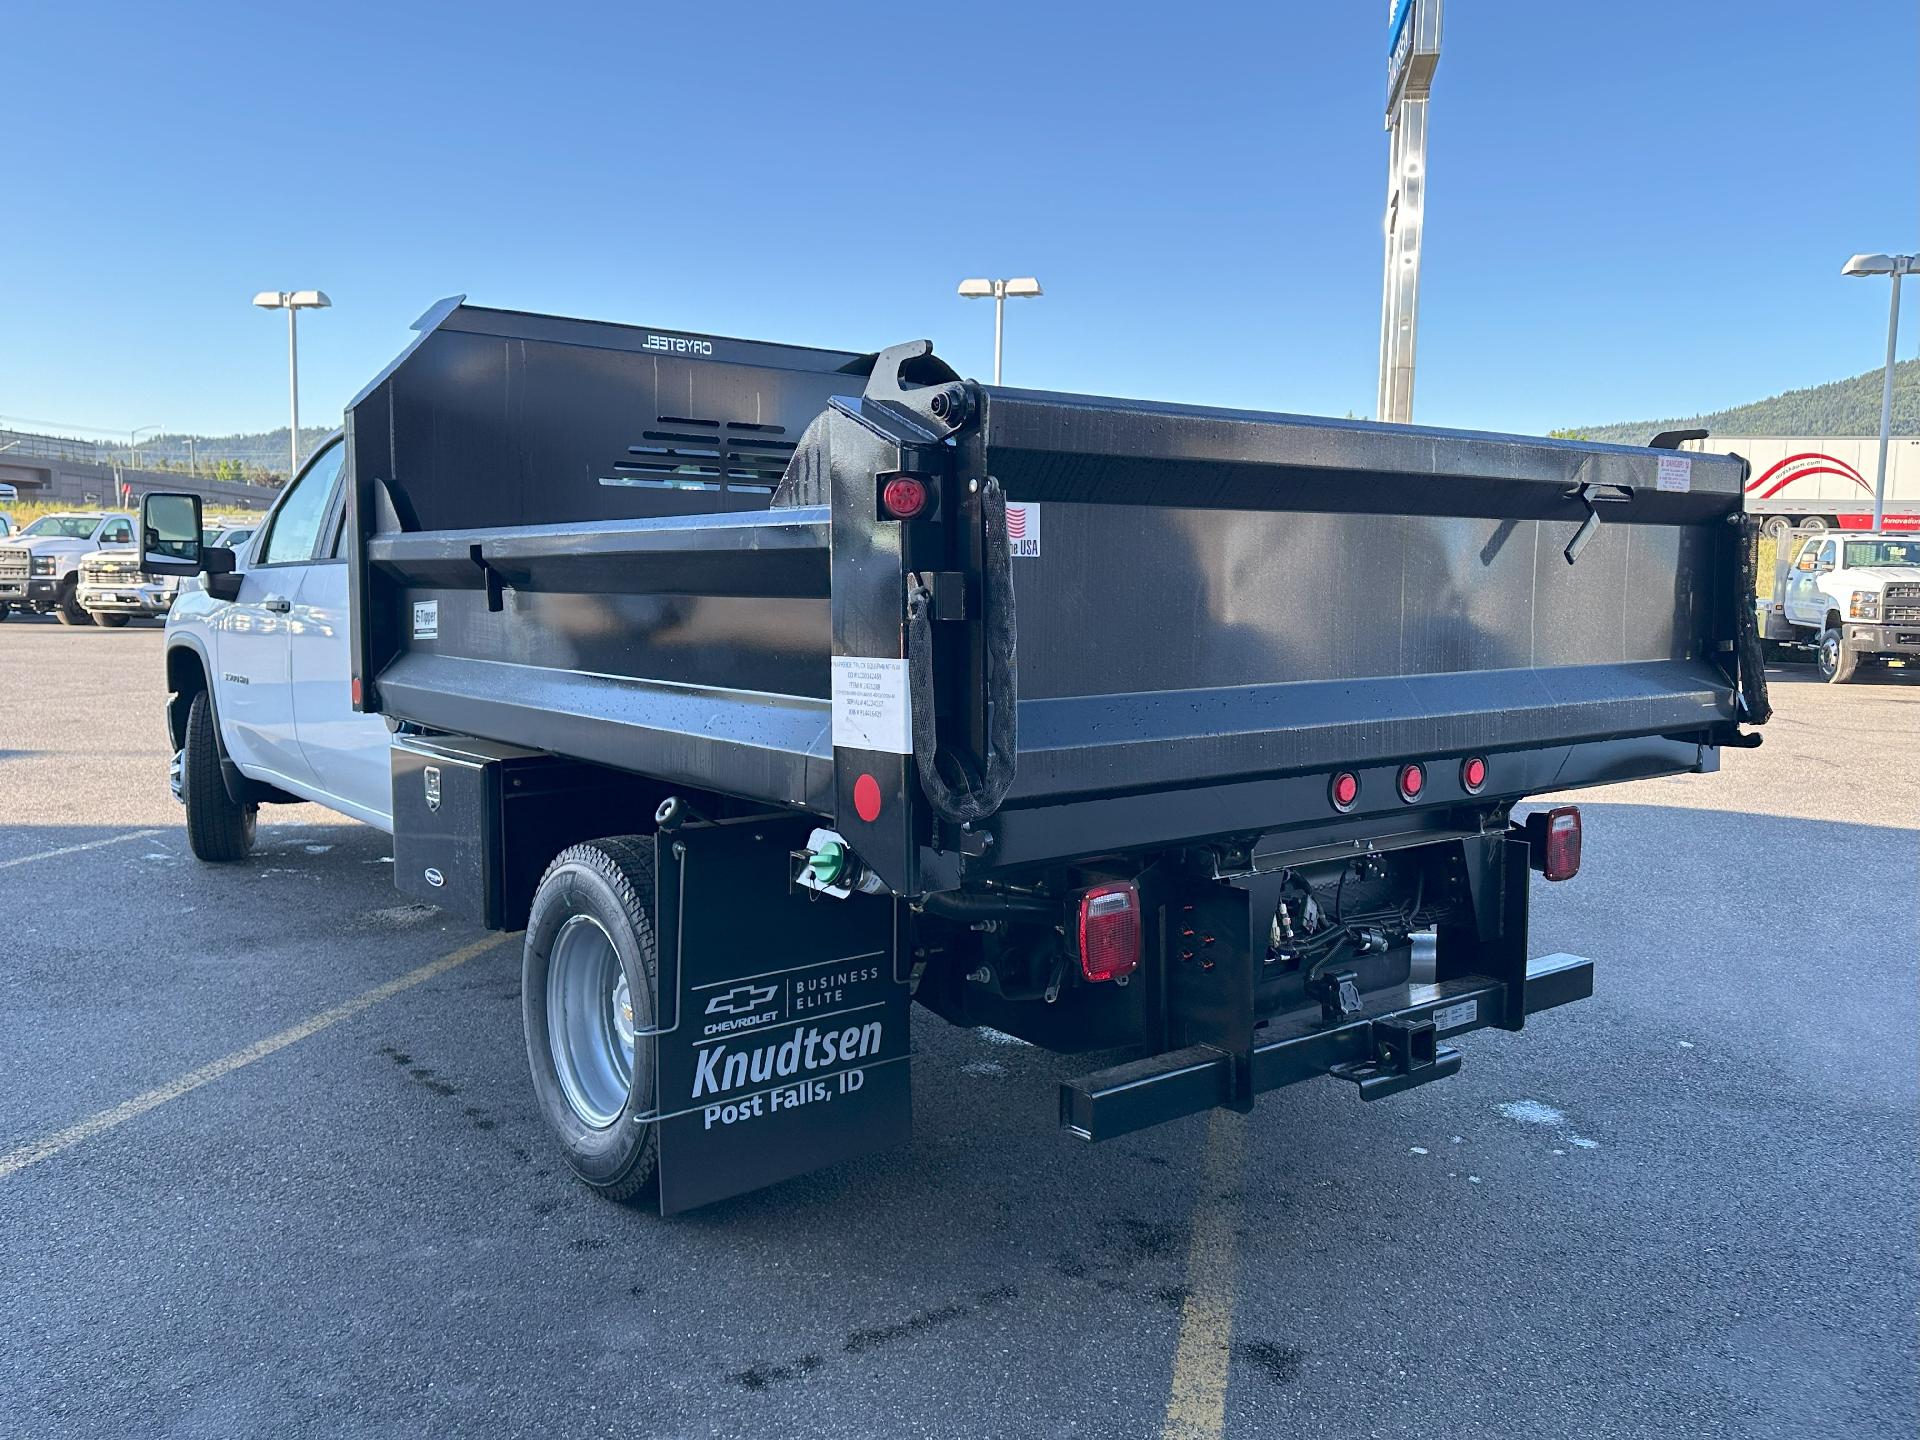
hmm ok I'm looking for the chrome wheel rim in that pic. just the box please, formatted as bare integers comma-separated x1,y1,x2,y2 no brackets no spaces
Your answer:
547,914,635,1129
1819,635,1839,679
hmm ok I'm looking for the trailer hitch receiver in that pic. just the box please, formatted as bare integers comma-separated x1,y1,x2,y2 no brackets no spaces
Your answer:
1327,1016,1460,1101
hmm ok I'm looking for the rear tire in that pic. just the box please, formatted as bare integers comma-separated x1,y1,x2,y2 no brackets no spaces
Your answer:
523,836,661,1204
1760,515,1795,547
1817,626,1860,684
182,690,256,861
94,613,130,629
0,602,9,622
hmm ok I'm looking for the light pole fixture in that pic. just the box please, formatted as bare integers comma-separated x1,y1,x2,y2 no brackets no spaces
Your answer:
252,289,332,479
958,276,1043,385
1842,252,1919,530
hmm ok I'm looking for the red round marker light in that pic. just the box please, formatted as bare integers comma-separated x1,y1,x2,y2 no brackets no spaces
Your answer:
1462,756,1488,793
1398,763,1425,801
1330,771,1360,811
880,475,929,520
852,773,883,823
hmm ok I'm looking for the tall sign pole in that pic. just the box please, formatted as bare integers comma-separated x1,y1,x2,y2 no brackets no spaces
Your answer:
1377,0,1442,425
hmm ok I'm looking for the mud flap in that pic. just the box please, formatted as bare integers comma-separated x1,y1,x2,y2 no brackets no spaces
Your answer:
651,817,912,1215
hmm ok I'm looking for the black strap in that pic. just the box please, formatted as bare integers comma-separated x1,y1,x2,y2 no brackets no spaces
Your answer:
906,479,1018,824
1734,513,1772,726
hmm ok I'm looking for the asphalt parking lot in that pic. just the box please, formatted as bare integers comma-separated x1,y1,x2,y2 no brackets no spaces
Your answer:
2,615,1915,1440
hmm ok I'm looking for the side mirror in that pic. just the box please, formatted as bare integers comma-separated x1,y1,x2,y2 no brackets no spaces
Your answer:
140,493,205,577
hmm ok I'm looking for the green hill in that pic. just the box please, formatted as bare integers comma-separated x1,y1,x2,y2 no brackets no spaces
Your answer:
1559,360,1920,444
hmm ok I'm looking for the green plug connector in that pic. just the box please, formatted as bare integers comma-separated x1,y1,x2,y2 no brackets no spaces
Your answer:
807,839,848,886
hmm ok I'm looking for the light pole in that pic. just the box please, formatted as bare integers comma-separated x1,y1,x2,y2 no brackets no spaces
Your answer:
129,425,161,467
1378,0,1442,424
957,277,1043,384
1842,253,1918,530
186,437,197,477
252,289,331,479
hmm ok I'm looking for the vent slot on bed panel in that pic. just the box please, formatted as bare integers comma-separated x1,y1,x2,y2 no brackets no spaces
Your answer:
600,415,796,497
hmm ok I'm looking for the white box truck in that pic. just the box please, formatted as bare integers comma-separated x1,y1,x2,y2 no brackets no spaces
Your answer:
1682,435,1920,541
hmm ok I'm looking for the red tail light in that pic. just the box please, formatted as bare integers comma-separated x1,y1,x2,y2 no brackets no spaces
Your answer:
880,474,929,520
1526,805,1582,881
1461,756,1487,793
1330,771,1360,811
1077,882,1141,983
1398,763,1425,801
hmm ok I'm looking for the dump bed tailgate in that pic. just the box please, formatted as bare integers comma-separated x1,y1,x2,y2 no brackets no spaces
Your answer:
969,388,1747,805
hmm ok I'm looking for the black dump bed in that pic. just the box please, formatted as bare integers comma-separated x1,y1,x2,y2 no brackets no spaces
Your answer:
348,300,1763,895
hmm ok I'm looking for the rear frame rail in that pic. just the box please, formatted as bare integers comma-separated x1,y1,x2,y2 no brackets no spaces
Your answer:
1059,952,1594,1142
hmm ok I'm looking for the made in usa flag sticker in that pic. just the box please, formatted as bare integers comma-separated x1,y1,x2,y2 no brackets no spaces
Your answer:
1004,502,1040,558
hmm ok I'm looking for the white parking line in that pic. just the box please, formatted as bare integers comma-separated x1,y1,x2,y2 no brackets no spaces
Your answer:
0,828,165,871
0,934,510,1182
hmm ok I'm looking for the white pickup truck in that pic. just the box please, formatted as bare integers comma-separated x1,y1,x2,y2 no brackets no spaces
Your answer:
0,511,136,624
1758,531,1920,683
150,436,392,857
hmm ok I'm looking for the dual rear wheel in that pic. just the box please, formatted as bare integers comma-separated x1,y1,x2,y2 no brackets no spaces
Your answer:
522,838,661,1203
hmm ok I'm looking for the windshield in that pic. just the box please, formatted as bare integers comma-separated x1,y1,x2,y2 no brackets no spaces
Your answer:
1843,540,1920,568
16,516,98,539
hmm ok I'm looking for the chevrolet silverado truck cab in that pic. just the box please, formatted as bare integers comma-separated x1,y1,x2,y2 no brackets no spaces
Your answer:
0,511,135,624
1759,530,1920,683
152,437,392,843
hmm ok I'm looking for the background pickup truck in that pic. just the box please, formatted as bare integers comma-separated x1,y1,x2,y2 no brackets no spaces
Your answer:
139,299,1769,1216
1758,530,1920,682
0,511,135,624
77,523,256,626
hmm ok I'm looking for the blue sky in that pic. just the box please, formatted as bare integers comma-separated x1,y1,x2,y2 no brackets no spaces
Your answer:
2,1,1914,440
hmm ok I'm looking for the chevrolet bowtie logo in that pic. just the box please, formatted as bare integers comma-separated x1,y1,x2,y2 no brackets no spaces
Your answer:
704,983,779,1017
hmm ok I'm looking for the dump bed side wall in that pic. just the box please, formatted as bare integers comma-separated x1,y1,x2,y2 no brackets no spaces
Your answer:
347,307,864,805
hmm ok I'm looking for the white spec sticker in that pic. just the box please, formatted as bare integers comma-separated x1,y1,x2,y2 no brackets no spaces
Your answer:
1004,501,1040,557
831,656,912,754
411,600,438,639
1432,999,1479,1033
1655,455,1692,493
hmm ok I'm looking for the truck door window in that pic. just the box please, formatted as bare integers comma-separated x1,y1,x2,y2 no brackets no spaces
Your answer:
1818,540,1838,571
100,519,132,544
257,442,345,566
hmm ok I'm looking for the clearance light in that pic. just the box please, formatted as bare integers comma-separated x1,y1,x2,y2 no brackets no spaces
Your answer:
1077,882,1141,983
1461,756,1487,793
1330,771,1360,812
880,475,929,520
1398,763,1425,801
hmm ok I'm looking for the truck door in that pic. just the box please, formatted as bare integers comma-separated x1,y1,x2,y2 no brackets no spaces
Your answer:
287,484,393,827
1782,538,1830,626
213,441,344,790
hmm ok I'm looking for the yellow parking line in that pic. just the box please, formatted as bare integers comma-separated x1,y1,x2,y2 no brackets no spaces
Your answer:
0,828,164,871
0,934,510,1182
1161,1108,1249,1440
